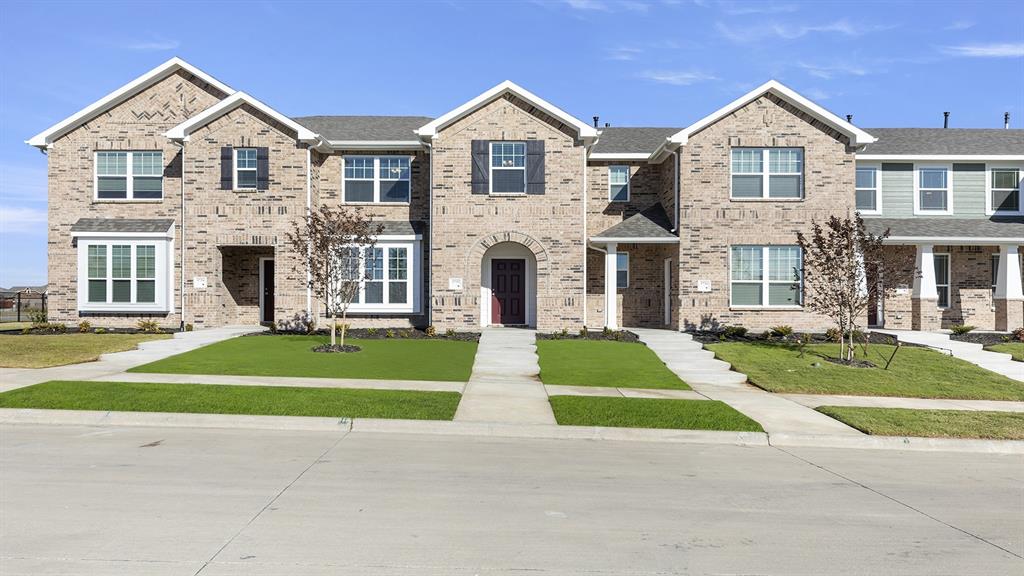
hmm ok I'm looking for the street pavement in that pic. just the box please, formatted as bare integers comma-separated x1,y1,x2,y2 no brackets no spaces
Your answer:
1,424,1020,575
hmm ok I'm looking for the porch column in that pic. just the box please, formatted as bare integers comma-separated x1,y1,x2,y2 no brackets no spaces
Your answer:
911,244,941,331
994,244,1024,331
604,242,618,330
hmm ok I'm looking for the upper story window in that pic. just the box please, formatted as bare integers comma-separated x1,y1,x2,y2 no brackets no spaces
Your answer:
731,148,803,200
234,148,258,190
609,166,630,202
855,166,880,214
730,245,803,307
95,151,163,200
915,166,950,214
343,156,411,203
990,168,1021,214
490,142,526,194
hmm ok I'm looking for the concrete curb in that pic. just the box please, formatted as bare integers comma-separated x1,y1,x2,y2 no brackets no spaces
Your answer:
0,408,351,432
770,433,1024,454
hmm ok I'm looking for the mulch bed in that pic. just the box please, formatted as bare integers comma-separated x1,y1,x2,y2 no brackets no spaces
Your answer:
252,327,481,342
950,332,1017,346
688,329,898,346
536,330,640,343
311,344,362,353
0,326,177,336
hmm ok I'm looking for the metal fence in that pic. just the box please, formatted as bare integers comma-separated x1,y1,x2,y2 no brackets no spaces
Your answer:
0,292,47,323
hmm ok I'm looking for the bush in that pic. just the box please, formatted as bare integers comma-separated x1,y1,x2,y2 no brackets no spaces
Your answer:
425,325,437,337
29,309,48,327
367,327,378,336
560,327,569,338
185,323,194,332
950,324,975,335
579,326,588,338
722,326,747,339
137,319,161,333
399,329,413,338
1012,327,1024,343
445,328,456,338
770,325,794,338
602,326,612,337
77,320,92,333
95,327,107,334
385,329,395,339
20,327,30,335
825,327,842,343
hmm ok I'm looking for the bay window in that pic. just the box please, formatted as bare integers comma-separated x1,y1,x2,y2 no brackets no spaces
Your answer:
343,156,411,203
731,148,803,199
731,245,803,307
95,151,163,200
78,239,171,312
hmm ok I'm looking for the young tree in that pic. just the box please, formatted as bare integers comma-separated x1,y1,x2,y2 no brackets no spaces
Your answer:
796,215,914,363
286,205,383,349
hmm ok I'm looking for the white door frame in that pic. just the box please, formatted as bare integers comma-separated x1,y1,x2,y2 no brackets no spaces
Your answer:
663,258,672,325
258,257,274,324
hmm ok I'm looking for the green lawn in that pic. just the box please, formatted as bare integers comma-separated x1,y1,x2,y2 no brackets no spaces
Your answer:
536,340,689,390
549,396,762,431
706,342,1024,401
0,333,171,368
129,335,477,382
0,380,461,420
0,322,33,332
987,342,1024,362
817,406,1024,440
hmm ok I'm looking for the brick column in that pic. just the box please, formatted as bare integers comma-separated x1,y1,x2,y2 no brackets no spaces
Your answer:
994,244,1024,331
911,244,941,331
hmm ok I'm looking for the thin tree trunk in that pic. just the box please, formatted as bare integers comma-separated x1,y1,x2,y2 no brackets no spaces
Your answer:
340,309,348,348
331,312,337,346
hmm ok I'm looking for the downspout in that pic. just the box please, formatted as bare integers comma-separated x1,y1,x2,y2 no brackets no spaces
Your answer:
425,141,433,327
672,148,679,233
174,139,186,331
305,146,312,317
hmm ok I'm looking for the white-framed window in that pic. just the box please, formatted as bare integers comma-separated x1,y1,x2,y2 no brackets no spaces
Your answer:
991,253,1000,306
234,148,258,190
78,239,171,312
915,165,952,214
616,252,629,289
490,142,526,194
855,165,881,214
934,253,950,309
988,167,1021,215
609,165,630,202
342,156,411,203
730,245,803,307
94,151,163,200
731,148,803,199
336,241,419,313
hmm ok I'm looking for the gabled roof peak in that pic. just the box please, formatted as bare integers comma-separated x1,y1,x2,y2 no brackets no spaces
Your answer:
164,91,320,144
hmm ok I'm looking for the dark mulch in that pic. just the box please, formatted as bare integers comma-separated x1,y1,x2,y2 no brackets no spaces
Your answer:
823,357,877,368
536,330,640,343
950,332,1016,346
688,329,898,346
311,344,362,353
1,326,177,336
253,327,481,342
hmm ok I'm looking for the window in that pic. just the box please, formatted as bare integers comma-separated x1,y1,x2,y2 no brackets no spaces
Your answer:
337,242,417,312
992,254,1000,303
609,166,630,202
855,166,879,213
81,242,165,309
934,253,950,308
343,156,411,203
917,166,950,213
990,168,1021,213
234,148,258,189
95,151,163,200
616,253,629,289
731,246,802,307
731,148,803,199
490,142,526,194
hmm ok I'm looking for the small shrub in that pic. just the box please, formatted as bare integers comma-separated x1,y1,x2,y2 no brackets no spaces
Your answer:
137,319,161,333
367,327,378,336
825,327,842,343
20,327,30,335
385,329,395,339
1012,327,1024,342
560,327,569,338
268,322,278,334
28,309,48,326
602,326,612,337
770,325,794,338
445,328,456,338
425,325,437,338
185,323,194,332
95,327,107,334
399,329,413,339
48,323,67,333
722,325,747,339
850,329,865,343
950,324,975,335
579,326,588,338
613,331,623,341
77,320,92,333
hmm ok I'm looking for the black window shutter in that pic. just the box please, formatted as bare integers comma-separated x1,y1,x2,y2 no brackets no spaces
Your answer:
256,147,270,190
526,139,545,195
220,147,233,190
471,140,489,194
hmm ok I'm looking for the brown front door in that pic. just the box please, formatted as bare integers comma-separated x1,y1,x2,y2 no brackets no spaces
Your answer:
261,259,275,324
491,259,525,325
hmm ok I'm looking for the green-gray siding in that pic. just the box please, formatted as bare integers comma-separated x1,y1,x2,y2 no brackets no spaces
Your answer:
862,162,992,219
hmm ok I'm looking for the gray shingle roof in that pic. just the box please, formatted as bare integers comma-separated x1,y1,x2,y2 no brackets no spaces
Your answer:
593,203,676,240
592,127,679,155
71,218,174,233
292,116,432,142
378,221,426,236
861,128,1024,156
864,217,1024,240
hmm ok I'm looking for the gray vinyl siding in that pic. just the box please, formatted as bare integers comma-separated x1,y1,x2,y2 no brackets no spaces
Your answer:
859,161,990,218
950,163,986,217
878,163,914,217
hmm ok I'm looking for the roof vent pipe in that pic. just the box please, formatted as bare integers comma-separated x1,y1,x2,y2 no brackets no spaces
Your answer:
604,122,610,128
1005,112,1010,129
593,116,599,128
943,111,950,129
846,114,853,123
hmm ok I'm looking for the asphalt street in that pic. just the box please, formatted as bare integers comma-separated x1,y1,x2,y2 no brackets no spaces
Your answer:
1,424,1021,575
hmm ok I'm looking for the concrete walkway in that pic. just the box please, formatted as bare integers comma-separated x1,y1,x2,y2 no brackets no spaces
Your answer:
546,384,705,400
875,329,1024,382
89,371,465,392
0,325,260,392
454,328,556,424
630,327,863,436
782,393,1024,413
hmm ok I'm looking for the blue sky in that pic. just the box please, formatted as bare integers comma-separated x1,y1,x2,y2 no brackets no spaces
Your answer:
1,0,1022,287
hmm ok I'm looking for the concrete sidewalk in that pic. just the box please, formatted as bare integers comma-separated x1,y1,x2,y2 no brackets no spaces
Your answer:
782,393,1024,412
631,327,863,437
876,329,1024,382
88,371,465,392
454,328,556,424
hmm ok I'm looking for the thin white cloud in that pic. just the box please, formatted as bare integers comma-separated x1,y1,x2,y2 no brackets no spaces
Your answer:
798,61,868,80
607,46,644,61
944,20,974,31
716,19,896,43
0,163,47,203
639,70,718,85
121,38,180,51
803,88,831,101
561,0,649,12
0,207,47,235
719,1,798,15
942,43,1024,58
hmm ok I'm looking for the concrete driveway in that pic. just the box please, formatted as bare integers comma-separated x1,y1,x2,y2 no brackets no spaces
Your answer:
1,424,1020,575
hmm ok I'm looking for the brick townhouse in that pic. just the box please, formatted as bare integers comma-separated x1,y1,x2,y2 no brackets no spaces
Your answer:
27,58,1024,333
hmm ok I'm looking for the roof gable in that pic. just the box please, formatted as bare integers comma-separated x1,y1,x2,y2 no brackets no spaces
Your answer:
416,81,599,142
165,92,320,144
27,57,233,149
670,80,875,147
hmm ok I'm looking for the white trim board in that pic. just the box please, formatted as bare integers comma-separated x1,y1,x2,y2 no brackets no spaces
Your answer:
28,57,233,149
165,91,321,145
858,154,1024,161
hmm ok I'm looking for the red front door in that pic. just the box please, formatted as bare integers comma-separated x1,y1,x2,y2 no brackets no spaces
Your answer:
491,259,525,325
